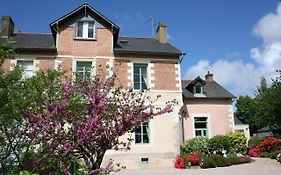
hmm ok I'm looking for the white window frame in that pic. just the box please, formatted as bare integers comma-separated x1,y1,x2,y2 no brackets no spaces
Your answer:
75,21,96,39
191,113,211,138
73,58,95,79
135,122,150,145
16,60,35,79
130,59,151,91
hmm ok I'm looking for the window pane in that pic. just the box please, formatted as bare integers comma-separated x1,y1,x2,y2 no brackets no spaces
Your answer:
134,75,140,83
135,123,149,144
195,130,202,136
133,64,148,90
76,61,92,80
195,85,202,94
17,61,34,79
195,117,207,122
195,122,207,129
203,130,207,136
134,67,140,74
88,21,94,38
135,134,141,144
143,134,149,143
77,22,83,37
134,83,140,90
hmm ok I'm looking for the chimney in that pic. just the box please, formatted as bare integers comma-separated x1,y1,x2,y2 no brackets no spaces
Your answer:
1,16,14,37
156,23,167,43
205,71,214,82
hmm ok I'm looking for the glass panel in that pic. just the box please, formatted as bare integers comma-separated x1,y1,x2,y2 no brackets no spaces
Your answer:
76,62,92,80
195,117,207,122
135,134,141,143
195,122,207,129
203,130,207,136
17,61,34,79
134,83,140,90
195,130,202,136
88,21,94,38
133,64,148,90
134,67,140,74
195,85,202,94
77,22,83,37
143,134,149,143
134,75,140,83
135,123,149,144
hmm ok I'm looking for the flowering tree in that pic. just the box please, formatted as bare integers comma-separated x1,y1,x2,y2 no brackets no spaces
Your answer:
24,75,173,174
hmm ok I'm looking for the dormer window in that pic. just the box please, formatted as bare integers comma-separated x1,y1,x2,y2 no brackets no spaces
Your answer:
75,21,95,39
194,85,203,94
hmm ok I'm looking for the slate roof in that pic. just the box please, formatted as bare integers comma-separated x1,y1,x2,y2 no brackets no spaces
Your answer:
182,78,235,99
114,37,182,56
0,34,181,55
0,33,56,52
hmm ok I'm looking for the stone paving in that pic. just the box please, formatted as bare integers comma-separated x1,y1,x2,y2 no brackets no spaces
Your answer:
115,158,281,175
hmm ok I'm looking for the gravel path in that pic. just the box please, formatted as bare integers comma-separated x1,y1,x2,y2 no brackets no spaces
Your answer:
115,158,281,175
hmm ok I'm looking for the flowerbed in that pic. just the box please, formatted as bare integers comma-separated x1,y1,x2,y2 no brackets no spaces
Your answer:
248,136,281,164
175,132,251,169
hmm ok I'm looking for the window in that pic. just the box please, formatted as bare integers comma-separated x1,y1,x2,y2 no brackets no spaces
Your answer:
194,85,203,94
17,60,34,79
135,122,150,144
75,21,95,39
133,64,148,90
194,117,208,137
76,61,92,80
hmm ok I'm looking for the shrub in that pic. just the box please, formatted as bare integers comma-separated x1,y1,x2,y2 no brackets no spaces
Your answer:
258,137,281,152
260,152,271,158
248,136,265,149
270,150,281,159
180,137,209,155
174,156,186,169
227,157,240,165
200,156,216,169
210,154,231,167
208,135,230,154
227,131,247,154
187,154,200,166
238,156,252,164
248,146,262,157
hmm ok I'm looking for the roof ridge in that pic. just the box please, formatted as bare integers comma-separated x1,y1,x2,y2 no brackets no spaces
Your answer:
119,36,155,39
16,32,52,35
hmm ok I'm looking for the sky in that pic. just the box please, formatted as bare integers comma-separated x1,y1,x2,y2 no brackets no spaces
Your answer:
1,0,281,97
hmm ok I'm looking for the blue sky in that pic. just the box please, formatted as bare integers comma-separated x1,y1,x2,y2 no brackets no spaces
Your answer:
1,0,281,96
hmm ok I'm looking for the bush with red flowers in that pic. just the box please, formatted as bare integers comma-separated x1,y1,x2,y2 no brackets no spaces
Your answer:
248,146,262,157
258,137,281,152
174,156,186,169
187,154,201,166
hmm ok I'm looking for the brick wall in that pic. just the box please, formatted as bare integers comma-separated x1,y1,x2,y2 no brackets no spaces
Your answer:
96,58,109,80
59,57,73,78
114,59,129,88
37,57,55,71
152,61,179,90
1,59,12,71
58,27,113,57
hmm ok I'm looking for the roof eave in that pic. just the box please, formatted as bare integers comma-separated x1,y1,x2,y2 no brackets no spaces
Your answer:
113,49,182,56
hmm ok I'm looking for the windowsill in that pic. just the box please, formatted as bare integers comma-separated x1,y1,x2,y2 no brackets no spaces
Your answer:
74,37,97,41
194,93,206,97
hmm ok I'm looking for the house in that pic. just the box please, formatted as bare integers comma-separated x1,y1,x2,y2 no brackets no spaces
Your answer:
0,3,183,169
181,72,237,140
0,2,246,170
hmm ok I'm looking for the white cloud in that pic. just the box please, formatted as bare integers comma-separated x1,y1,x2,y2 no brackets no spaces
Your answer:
184,3,281,96
253,4,281,44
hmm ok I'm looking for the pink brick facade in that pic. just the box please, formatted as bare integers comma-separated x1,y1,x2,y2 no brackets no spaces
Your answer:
183,98,234,140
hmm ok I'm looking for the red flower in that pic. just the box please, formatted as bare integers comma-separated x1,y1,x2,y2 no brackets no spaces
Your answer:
187,154,200,166
174,156,186,169
249,146,262,157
